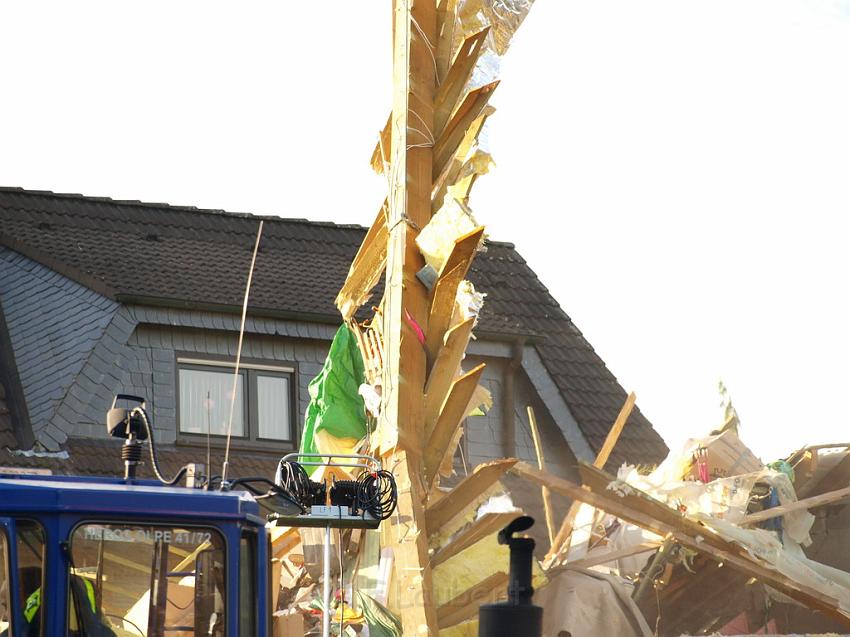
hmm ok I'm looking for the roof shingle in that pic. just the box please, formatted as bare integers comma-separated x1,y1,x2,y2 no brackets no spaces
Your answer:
0,187,667,467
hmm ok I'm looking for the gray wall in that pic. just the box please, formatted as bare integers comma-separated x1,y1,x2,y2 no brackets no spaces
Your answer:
462,355,577,480
0,248,592,482
90,324,330,445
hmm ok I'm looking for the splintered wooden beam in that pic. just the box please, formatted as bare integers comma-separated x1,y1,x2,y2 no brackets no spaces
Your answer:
370,114,393,175
424,363,486,487
435,0,458,84
270,527,301,561
513,462,850,627
424,317,475,431
594,391,636,469
526,406,556,547
742,485,850,526
426,459,518,531
433,80,499,179
431,107,493,213
430,511,517,568
379,0,438,634
547,391,637,564
335,202,389,320
425,226,485,364
434,27,490,136
436,571,508,629
561,541,660,571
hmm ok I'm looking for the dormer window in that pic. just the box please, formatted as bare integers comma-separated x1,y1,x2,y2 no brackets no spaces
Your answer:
177,357,295,446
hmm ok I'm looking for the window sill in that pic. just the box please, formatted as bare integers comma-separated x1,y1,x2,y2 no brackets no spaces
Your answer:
176,436,297,454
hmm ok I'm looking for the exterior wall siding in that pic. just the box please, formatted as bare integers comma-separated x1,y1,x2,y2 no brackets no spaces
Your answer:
120,324,329,444
461,355,577,481
0,250,593,489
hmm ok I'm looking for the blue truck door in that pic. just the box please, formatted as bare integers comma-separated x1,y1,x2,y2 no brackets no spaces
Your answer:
0,519,20,637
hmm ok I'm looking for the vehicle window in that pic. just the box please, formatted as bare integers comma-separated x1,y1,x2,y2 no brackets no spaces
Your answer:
0,528,10,635
17,520,46,637
69,524,225,637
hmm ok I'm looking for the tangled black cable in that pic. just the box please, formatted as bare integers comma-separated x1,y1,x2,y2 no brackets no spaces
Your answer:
132,407,189,486
275,460,313,508
356,470,398,520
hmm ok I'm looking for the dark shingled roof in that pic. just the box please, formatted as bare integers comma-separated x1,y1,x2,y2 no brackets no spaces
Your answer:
0,382,17,449
0,187,667,467
0,301,30,449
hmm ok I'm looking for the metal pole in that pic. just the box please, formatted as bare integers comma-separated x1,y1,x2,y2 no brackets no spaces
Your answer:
323,523,331,637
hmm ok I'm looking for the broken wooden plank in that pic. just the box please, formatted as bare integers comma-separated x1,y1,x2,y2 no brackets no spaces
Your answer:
426,458,518,531
743,485,850,526
561,541,660,571
433,80,499,179
434,27,490,136
370,114,392,175
430,511,517,568
431,108,492,213
436,571,508,629
526,406,556,547
424,227,485,364
594,391,636,469
435,0,459,84
424,317,475,431
270,527,302,561
335,202,388,320
424,363,486,487
514,462,850,627
547,392,637,565
377,0,439,633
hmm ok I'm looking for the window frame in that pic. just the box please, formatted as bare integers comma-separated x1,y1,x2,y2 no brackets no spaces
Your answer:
67,519,229,637
0,524,11,636
175,354,299,451
14,518,46,637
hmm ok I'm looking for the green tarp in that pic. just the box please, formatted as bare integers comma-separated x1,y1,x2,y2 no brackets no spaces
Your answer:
299,325,367,474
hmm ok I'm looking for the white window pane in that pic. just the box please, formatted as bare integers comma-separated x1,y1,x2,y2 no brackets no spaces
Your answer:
179,368,244,436
257,375,290,440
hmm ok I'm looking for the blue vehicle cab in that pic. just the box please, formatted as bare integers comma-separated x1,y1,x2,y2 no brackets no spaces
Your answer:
0,473,271,637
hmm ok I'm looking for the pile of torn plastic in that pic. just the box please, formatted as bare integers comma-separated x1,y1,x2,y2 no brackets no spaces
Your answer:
538,423,850,636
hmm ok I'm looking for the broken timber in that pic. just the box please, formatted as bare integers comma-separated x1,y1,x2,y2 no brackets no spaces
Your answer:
547,391,636,564
376,0,440,634
512,461,850,627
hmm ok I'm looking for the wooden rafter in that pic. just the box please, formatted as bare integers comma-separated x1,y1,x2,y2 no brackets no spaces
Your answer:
424,363,486,487
547,391,636,564
425,459,518,531
433,81,499,178
433,27,491,136
436,571,508,629
424,226,485,364
424,317,475,430
335,202,388,320
430,511,518,568
376,1,439,634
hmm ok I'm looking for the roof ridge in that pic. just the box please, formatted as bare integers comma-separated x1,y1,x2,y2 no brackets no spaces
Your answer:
0,186,368,231
0,186,516,246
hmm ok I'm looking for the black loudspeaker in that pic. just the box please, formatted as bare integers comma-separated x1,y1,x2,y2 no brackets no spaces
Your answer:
478,516,543,637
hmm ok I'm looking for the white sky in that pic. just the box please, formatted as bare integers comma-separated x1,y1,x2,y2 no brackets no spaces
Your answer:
1,1,847,461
